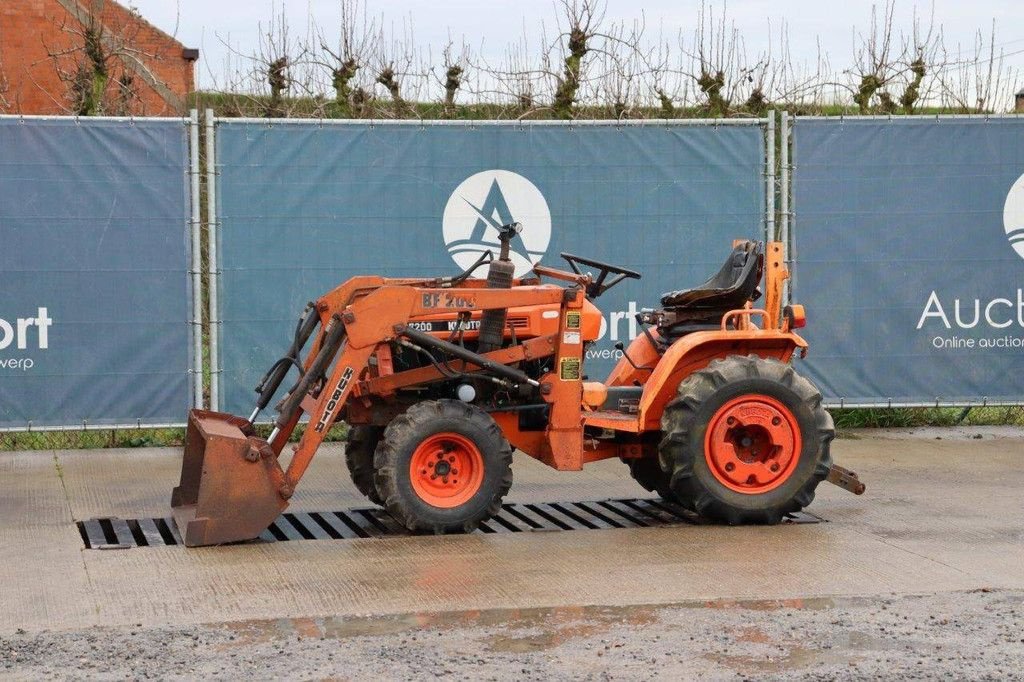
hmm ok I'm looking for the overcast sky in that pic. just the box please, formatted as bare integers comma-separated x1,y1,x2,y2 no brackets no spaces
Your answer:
128,0,1023,95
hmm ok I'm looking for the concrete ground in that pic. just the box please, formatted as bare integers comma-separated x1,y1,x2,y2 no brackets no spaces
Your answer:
1,426,1023,679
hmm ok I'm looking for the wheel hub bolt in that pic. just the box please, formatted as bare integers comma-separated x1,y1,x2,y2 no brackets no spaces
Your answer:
725,462,735,472
771,416,781,426
770,463,780,472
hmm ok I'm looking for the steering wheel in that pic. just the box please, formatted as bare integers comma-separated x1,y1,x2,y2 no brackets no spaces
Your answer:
560,252,641,298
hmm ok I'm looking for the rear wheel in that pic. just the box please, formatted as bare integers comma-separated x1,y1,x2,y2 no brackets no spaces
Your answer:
374,400,513,534
345,425,383,505
659,355,833,524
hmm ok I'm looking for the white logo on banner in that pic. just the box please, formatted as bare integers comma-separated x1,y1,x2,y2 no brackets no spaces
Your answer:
442,170,551,277
0,307,52,371
439,170,640,360
915,173,1024,351
1005,172,1024,261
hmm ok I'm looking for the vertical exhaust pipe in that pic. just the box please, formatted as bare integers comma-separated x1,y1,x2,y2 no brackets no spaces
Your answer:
477,223,520,353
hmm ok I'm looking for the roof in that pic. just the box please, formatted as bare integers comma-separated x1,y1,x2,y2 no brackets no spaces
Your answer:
96,0,189,51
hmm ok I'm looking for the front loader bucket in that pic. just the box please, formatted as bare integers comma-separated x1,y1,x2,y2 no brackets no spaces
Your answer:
171,409,288,547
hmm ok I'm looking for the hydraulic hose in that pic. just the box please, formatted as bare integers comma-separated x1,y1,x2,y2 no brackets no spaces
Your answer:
273,315,347,430
252,303,320,417
400,326,538,387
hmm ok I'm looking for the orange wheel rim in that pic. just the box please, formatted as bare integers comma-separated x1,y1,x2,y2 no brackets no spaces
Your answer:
409,433,485,508
704,395,801,494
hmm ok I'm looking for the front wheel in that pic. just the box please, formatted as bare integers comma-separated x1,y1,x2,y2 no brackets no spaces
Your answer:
659,355,834,524
345,425,383,505
373,400,513,534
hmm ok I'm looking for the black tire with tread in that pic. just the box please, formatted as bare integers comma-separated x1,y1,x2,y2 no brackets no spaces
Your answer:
623,456,680,504
659,354,834,524
345,425,384,505
373,400,513,534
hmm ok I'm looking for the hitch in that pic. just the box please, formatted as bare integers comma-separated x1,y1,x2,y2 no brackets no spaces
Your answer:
826,464,866,495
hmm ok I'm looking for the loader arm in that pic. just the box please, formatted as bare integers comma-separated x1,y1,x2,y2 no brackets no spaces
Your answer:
172,280,568,546
275,284,567,487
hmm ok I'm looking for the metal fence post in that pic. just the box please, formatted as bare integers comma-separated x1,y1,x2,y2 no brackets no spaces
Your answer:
205,110,220,411
766,113,776,244
189,110,204,409
780,111,791,303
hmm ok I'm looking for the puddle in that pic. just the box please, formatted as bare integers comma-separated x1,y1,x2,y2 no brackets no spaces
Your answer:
217,603,659,650
215,595,872,654
705,643,851,675
695,596,837,612
705,623,872,675
484,624,608,653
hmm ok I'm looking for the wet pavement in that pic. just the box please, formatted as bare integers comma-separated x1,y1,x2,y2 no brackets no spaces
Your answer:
2,590,1021,679
1,427,1023,677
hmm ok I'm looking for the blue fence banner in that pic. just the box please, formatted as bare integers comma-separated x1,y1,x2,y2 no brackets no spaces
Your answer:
0,117,193,429
215,120,767,415
792,117,1024,406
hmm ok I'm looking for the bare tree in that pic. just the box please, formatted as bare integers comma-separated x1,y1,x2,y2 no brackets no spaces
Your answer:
319,0,377,117
371,16,427,117
439,38,469,117
935,22,1019,112
0,15,9,112
0,53,9,113
655,3,783,117
828,2,941,115
535,1,650,119
255,8,307,117
768,22,833,110
844,2,900,113
548,1,597,117
41,1,155,115
212,4,324,117
648,36,680,116
199,1,1024,119
464,30,546,117
688,2,739,115
896,7,942,113
30,0,192,116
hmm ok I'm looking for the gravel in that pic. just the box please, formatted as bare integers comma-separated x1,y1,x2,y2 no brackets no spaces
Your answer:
2,589,1021,680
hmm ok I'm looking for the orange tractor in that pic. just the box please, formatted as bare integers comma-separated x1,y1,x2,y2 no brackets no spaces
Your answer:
172,224,863,546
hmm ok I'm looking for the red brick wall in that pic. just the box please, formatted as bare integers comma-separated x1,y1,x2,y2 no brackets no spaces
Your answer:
0,0,195,115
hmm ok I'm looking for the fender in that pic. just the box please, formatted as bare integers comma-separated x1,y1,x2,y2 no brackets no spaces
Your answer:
605,329,663,388
636,329,808,431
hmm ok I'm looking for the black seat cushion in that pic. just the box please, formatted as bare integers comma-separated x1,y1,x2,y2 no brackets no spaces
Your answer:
660,241,763,310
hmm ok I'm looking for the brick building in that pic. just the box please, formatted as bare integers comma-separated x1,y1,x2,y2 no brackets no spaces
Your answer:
0,0,197,115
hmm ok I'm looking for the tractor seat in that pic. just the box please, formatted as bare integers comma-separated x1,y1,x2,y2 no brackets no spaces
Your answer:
660,241,763,311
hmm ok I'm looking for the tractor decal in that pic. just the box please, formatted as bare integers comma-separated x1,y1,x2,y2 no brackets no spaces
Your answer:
559,357,581,381
314,366,354,433
421,293,478,309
